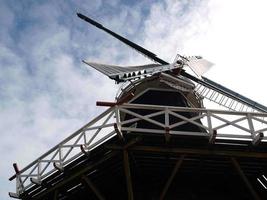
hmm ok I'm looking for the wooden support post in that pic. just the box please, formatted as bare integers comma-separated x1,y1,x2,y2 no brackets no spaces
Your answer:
159,155,185,200
114,123,124,140
123,137,141,150
231,157,261,200
82,176,105,200
123,150,134,200
53,190,58,200
209,129,217,144
165,108,170,143
252,132,263,146
165,127,170,143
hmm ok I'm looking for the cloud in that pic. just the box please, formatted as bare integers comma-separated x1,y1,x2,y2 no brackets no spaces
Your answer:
1,0,267,199
0,0,211,198
142,0,211,61
184,0,267,104
0,2,15,46
0,1,118,198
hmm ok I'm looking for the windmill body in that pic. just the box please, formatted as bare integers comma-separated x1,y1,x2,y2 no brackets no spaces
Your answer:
8,13,267,200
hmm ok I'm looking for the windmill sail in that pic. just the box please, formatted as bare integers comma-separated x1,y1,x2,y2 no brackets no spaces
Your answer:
181,72,267,113
83,61,179,82
77,13,168,65
186,57,214,76
78,12,267,113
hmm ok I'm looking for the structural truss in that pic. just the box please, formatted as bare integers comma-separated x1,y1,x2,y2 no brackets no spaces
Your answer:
9,103,267,199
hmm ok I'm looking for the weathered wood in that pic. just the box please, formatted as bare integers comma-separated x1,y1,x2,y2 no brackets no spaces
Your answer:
231,157,261,200
34,152,118,199
83,176,105,200
106,145,267,159
53,190,58,200
160,155,185,200
123,150,134,200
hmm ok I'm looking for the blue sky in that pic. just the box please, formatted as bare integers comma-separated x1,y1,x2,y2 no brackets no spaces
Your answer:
1,0,267,199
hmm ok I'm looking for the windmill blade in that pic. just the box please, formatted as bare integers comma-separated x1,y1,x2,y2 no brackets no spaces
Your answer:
202,76,267,112
83,60,179,82
186,57,214,77
83,60,161,76
181,71,267,113
77,13,168,65
78,13,267,113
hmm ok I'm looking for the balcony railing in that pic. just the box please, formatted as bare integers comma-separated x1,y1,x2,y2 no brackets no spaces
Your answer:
9,103,267,197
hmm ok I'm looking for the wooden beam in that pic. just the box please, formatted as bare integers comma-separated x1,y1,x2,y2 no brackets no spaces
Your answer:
123,150,134,200
96,92,134,107
123,137,141,150
231,157,261,200
114,123,124,140
160,155,185,200
82,176,105,200
34,152,118,199
252,132,264,146
53,190,58,200
105,145,267,159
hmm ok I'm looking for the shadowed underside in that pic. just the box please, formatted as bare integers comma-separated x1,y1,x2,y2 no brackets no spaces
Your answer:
9,13,267,200
16,85,267,200
18,133,267,200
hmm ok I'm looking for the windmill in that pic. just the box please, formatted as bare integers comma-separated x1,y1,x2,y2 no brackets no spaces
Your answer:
77,13,267,114
9,13,267,200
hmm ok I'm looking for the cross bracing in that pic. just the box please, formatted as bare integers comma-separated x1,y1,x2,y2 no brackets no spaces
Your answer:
9,103,267,198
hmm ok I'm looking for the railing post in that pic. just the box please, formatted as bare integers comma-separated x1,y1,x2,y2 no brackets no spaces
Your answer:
247,113,255,136
30,160,42,185
115,105,121,128
165,108,170,128
114,105,124,139
207,111,212,134
12,163,24,195
207,111,216,143
38,160,41,179
16,174,24,195
165,108,170,142
247,113,263,145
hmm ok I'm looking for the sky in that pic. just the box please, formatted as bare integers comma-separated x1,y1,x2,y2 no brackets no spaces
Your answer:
1,0,267,199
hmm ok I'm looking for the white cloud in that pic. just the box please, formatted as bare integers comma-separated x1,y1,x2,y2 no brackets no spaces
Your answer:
0,1,117,198
143,0,210,61
142,0,267,105
1,0,267,199
185,0,267,104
